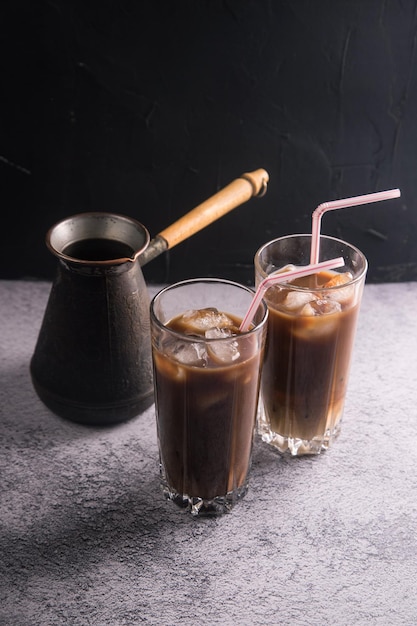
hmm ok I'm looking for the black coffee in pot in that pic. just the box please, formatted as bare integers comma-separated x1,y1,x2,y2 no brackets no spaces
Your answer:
62,238,135,261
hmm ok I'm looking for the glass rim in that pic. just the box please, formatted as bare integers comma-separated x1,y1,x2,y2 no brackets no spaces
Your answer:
254,233,368,291
150,277,269,340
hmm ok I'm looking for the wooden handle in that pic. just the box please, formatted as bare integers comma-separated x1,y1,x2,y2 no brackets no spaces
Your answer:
158,168,269,250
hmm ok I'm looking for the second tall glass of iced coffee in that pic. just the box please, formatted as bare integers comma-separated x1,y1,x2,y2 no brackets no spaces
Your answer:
255,234,367,456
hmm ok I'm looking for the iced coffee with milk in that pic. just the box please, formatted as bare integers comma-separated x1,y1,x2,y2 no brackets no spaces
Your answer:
150,279,268,516
255,234,368,455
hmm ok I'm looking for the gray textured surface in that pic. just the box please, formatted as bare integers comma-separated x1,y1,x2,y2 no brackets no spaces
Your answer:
1,279,417,626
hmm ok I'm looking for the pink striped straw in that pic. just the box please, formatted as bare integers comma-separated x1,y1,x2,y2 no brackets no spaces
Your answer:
310,188,401,264
239,256,345,332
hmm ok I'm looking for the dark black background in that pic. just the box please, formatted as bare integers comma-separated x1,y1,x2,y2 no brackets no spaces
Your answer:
0,0,415,285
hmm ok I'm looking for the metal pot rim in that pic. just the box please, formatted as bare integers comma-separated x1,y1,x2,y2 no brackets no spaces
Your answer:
46,212,151,266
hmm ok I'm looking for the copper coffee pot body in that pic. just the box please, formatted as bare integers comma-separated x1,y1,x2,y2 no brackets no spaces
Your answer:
30,169,269,426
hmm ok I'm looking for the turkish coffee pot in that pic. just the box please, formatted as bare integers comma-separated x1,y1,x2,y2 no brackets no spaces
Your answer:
30,169,269,426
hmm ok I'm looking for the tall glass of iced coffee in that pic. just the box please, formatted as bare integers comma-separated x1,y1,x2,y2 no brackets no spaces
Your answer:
255,234,367,456
150,278,268,516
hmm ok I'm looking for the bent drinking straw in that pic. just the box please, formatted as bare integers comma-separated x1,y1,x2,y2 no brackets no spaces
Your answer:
239,257,344,333
310,188,401,264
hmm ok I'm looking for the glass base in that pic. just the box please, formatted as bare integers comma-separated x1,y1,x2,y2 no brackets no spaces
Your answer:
257,406,342,456
160,476,249,516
